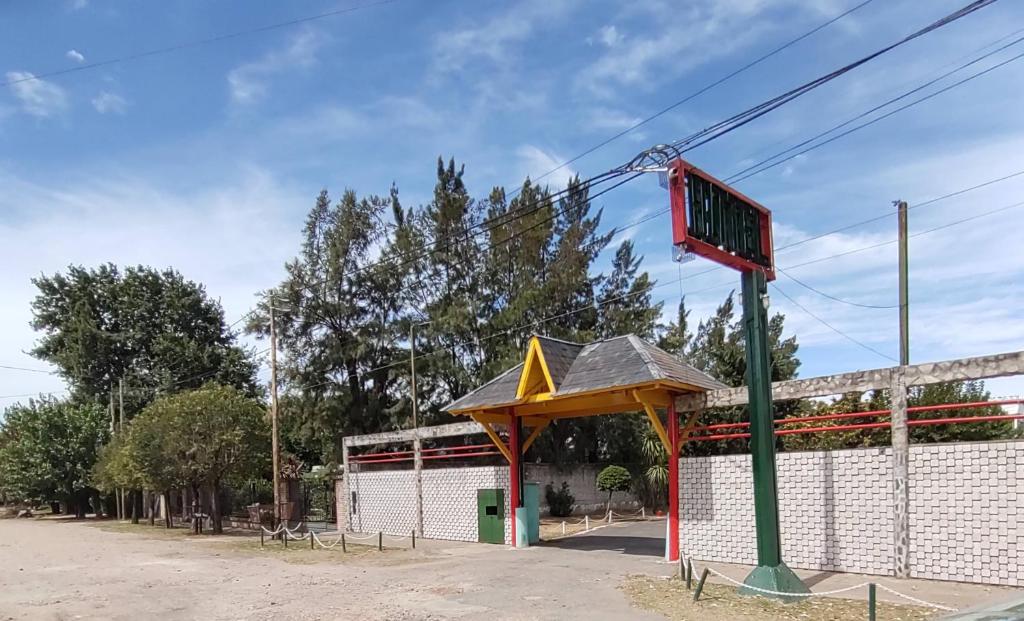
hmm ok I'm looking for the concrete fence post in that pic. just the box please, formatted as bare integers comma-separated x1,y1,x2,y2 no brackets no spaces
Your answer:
413,436,424,537
890,367,911,578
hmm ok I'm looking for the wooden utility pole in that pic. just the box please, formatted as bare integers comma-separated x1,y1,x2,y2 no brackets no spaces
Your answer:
410,322,423,536
118,378,125,520
269,301,282,529
896,199,910,366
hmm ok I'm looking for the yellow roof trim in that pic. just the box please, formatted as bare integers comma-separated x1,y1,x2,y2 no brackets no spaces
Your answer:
515,336,556,399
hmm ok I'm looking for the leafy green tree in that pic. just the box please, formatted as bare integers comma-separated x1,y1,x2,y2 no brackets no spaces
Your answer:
30,264,258,414
596,465,632,512
129,384,269,533
250,187,412,464
0,398,109,516
683,291,800,456
781,381,1017,451
597,240,662,340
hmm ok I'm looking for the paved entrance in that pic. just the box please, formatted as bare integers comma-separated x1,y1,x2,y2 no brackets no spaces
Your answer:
542,517,666,558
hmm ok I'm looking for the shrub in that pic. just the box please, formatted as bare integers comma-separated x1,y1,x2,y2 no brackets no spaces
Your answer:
596,465,632,511
545,482,575,517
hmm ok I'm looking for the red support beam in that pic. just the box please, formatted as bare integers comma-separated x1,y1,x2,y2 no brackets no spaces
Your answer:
668,402,680,562
509,415,520,547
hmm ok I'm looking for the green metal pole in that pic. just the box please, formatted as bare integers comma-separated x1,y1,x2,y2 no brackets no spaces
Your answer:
868,583,877,621
739,270,809,600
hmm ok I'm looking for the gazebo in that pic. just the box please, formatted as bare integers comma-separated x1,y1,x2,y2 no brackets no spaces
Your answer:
445,333,725,557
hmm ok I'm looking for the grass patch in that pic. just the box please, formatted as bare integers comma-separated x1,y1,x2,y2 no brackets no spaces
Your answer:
621,575,936,621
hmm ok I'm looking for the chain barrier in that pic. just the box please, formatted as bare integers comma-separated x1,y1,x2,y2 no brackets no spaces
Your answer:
693,565,957,611
875,584,956,611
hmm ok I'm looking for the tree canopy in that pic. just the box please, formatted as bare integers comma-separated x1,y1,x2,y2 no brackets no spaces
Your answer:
31,264,259,415
93,384,269,533
0,397,109,516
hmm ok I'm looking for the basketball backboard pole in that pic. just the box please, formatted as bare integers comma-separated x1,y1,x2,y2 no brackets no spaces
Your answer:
667,157,808,599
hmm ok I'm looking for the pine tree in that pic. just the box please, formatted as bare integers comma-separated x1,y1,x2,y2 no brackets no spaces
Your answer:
597,240,663,340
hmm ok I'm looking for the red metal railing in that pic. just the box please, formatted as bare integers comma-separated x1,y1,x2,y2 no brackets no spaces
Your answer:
688,399,1024,442
350,443,500,464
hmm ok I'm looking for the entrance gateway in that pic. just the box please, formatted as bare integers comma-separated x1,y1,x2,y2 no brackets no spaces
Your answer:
445,157,809,597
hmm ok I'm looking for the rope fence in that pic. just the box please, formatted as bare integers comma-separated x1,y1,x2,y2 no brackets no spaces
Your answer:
682,557,957,615
259,525,419,553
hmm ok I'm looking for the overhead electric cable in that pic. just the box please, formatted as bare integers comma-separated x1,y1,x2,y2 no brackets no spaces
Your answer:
527,0,878,186
1,0,399,87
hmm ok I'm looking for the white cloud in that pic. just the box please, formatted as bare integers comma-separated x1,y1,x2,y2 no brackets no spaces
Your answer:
432,0,579,74
597,25,623,47
0,164,305,404
69,0,88,10
4,71,69,118
91,91,127,114
576,0,846,96
66,49,85,63
515,145,576,189
227,30,323,105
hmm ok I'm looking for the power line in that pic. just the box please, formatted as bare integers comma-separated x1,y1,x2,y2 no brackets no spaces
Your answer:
777,268,898,309
0,364,54,374
527,0,877,187
657,0,1000,157
1,0,399,87
770,282,898,362
727,40,1024,183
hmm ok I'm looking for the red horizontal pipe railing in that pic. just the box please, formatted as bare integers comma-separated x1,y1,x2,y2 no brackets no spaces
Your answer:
690,399,1023,434
351,443,495,461
421,450,499,461
689,413,1023,442
350,450,502,465
908,414,1023,427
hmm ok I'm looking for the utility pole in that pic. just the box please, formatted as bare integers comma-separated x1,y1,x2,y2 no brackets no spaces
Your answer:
410,323,419,430
269,301,282,530
410,322,423,536
892,199,911,576
896,199,909,366
118,378,125,521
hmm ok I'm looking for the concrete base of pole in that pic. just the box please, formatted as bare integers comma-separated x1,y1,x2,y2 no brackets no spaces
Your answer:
514,507,529,548
739,563,809,602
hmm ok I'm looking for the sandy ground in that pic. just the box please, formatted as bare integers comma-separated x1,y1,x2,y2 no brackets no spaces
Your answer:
0,518,669,621
0,518,1019,621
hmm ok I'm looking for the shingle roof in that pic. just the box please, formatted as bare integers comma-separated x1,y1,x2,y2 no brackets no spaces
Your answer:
445,334,727,412
534,335,584,389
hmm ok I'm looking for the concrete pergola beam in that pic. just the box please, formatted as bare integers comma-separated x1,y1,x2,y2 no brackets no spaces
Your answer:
675,350,1024,412
343,421,484,448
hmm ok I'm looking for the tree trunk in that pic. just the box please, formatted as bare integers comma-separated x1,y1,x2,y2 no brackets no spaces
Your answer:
130,490,140,524
190,484,201,535
148,491,156,526
91,491,103,518
162,491,172,528
210,480,223,535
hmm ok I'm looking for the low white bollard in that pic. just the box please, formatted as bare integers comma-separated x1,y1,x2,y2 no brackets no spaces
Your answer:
561,521,566,535
584,515,589,531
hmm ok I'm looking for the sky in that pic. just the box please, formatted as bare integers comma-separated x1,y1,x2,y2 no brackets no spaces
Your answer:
3,0,1024,407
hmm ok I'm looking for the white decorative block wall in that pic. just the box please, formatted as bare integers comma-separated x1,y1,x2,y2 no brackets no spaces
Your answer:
422,466,510,544
679,440,1022,586
347,469,418,535
337,465,510,544
909,442,1021,586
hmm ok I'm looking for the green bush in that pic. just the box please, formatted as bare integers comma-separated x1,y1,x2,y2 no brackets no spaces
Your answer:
597,465,632,510
544,482,575,517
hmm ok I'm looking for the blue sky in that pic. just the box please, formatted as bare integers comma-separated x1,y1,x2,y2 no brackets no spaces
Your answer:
3,0,1024,405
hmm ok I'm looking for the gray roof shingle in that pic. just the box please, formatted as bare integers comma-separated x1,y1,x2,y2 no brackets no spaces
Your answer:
445,334,726,412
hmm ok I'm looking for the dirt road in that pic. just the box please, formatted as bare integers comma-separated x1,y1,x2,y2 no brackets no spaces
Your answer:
0,519,668,621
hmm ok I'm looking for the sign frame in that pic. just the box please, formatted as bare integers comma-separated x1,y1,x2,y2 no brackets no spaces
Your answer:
668,158,776,281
